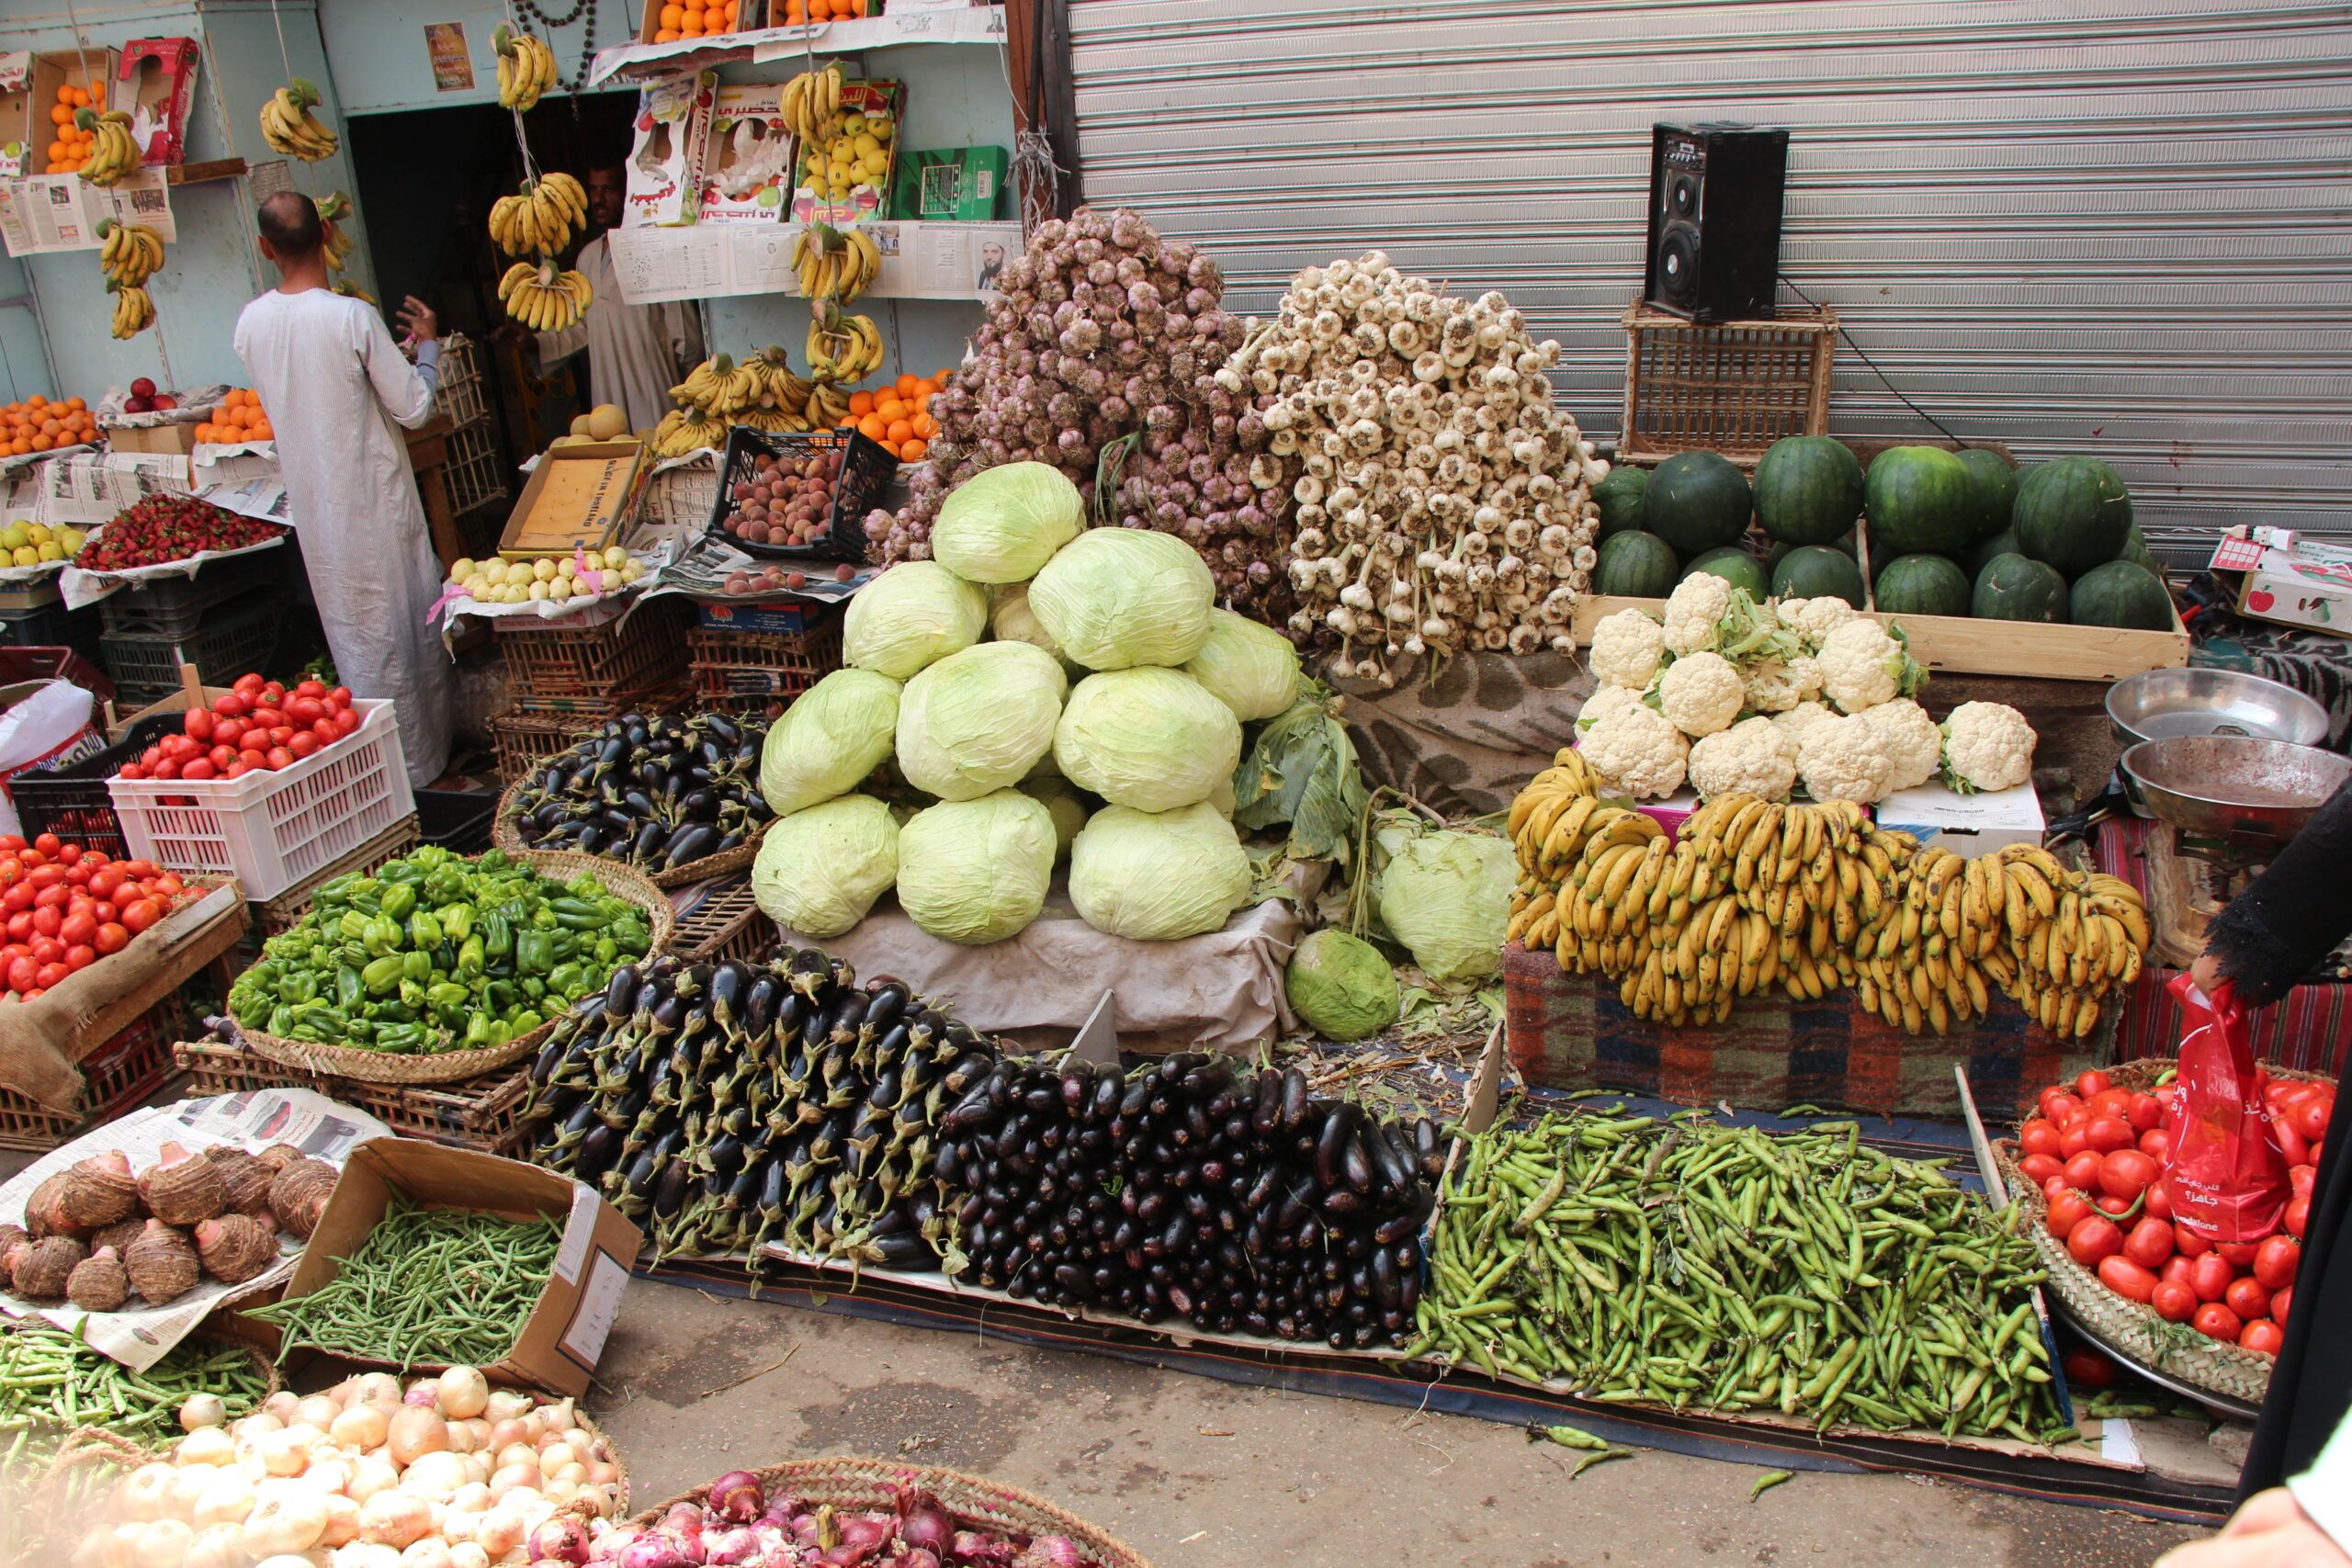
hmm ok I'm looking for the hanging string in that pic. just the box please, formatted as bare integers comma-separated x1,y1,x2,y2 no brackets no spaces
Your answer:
259,0,312,199
994,16,1061,228
62,0,177,382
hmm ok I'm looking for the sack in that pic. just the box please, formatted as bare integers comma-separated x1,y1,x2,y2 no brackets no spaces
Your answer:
0,678,100,840
2162,972,2291,1243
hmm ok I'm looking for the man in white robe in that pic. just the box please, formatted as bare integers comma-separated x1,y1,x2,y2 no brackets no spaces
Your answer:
531,164,703,433
232,192,453,788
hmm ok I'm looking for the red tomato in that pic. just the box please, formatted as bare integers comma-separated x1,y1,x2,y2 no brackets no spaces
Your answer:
214,717,245,747
2122,1216,2174,1269
120,862,155,879
92,921,126,955
2218,1241,2261,1267
30,937,62,965
2125,1093,2164,1133
2291,1094,2332,1142
116,764,145,780
2067,1213,2125,1269
238,735,267,759
33,962,65,989
213,691,250,718
2276,1123,2311,1168
2284,1194,2309,1239
2062,1348,2115,1390
184,707,214,741
2048,1189,2096,1240
2150,1280,2198,1323
2176,1226,2211,1258
2085,1115,2137,1155
2099,1149,2158,1201
232,672,266,695
2138,1126,2173,1162
31,884,67,911
2019,1118,2063,1158
2225,1276,2272,1322
268,726,295,747
311,717,340,745
2189,1251,2234,1303
333,707,360,736
2089,1088,2135,1119
2095,1193,2134,1216
2159,1256,2195,1287
53,845,78,867
56,910,94,948
251,706,285,729
260,682,284,705
2273,1285,2293,1327
180,759,216,781
2290,1165,2317,1199
160,735,197,760
2018,1153,2065,1186
2058,1121,2092,1158
2252,1235,2300,1292
286,696,324,726
5,956,35,992
223,761,252,778
29,834,57,857
153,874,182,896
329,685,352,708
2239,1319,2283,1357
91,901,114,924
2098,1256,2158,1303
295,679,326,699
29,907,58,939
0,883,31,914
2075,1070,2112,1100
2064,1151,2104,1191
265,747,294,771
2041,1088,2078,1121
62,943,94,972
119,898,162,935
3,913,28,943
287,732,320,760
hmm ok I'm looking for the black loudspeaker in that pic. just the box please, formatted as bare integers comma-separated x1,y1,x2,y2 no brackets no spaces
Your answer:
1645,122,1790,321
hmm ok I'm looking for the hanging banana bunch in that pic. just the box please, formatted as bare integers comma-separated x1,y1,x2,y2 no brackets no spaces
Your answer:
76,109,141,186
315,192,358,272
669,352,763,421
494,26,560,114
780,63,843,145
334,279,380,308
259,79,338,161
498,258,591,333
791,222,880,304
803,380,853,429
805,304,883,384
488,175,584,259
96,219,164,288
108,281,154,341
742,345,816,433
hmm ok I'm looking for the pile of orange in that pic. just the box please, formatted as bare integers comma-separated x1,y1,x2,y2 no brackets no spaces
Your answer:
43,84,101,175
844,370,948,463
0,396,96,456
783,0,869,21
650,0,742,40
194,389,273,445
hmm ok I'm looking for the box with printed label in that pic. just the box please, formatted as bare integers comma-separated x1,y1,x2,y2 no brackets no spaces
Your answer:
624,69,717,228
889,145,1007,221
0,49,121,180
1872,782,2044,861
788,78,903,226
112,38,200,167
698,84,792,222
2210,525,2352,642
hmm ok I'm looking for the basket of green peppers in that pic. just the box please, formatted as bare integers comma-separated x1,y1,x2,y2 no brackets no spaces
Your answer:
223,846,673,1085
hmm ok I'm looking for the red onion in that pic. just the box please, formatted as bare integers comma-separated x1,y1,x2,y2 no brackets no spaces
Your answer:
663,1504,707,1538
529,1517,593,1565
894,1552,941,1568
950,1533,1018,1568
707,1471,765,1524
699,1527,762,1566
1013,1537,1089,1568
614,1540,692,1568
890,1487,955,1558
403,1383,440,1406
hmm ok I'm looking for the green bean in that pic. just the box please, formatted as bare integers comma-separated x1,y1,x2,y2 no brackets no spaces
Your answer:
0,1322,269,1464
1750,1469,1793,1501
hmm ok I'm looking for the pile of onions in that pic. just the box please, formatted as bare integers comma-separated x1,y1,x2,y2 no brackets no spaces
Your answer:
67,1365,624,1568
580,1471,1097,1568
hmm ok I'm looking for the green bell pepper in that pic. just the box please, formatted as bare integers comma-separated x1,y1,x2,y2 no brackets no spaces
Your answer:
509,1008,543,1036
281,970,319,1006
379,858,424,884
335,964,364,1011
457,934,486,979
515,931,556,974
591,935,618,967
360,954,405,994
266,1005,296,1037
379,881,417,922
401,950,432,985
363,917,402,956
482,913,513,961
439,903,475,943
408,909,441,950
463,1011,494,1048
337,910,373,944
373,1023,428,1052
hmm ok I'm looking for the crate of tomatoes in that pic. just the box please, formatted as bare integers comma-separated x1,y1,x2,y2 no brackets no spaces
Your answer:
0,832,194,1001
103,673,415,901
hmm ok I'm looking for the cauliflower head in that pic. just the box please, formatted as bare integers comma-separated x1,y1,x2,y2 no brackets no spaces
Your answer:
1776,595,1859,651
1689,716,1798,802
1661,573,1733,656
1589,609,1668,690
1857,697,1942,793
1816,618,1926,714
1743,654,1823,715
1577,683,1645,731
1579,705,1690,800
1656,650,1746,739
1796,713,1896,804
1940,701,2037,793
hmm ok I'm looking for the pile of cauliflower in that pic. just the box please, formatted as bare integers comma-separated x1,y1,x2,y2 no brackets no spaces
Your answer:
1578,577,2035,804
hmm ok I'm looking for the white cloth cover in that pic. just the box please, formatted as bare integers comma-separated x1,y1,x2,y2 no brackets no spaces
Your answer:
232,288,453,786
537,232,705,433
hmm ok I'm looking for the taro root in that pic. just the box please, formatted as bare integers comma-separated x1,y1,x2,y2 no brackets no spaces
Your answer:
25,1172,86,1239
193,1213,277,1285
0,1223,26,1260
59,1150,139,1228
10,1235,86,1300
254,1144,304,1170
203,1146,276,1217
89,1216,145,1258
138,1143,227,1227
123,1220,199,1304
266,1159,338,1241
66,1246,129,1312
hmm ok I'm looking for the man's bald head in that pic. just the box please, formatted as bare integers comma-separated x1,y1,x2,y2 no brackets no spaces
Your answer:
257,191,323,259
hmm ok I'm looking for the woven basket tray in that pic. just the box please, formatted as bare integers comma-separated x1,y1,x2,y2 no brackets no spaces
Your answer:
491,774,768,889
1996,1055,2333,1408
232,849,675,1086
630,1459,1152,1568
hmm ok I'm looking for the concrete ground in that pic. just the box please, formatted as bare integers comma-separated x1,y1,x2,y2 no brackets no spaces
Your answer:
589,1276,2209,1568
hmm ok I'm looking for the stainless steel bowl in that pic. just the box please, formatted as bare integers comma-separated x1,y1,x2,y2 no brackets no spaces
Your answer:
2106,670,2328,818
2120,737,2349,846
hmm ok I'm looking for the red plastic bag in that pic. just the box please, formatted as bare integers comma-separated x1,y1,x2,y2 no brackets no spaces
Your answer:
2162,972,2290,1243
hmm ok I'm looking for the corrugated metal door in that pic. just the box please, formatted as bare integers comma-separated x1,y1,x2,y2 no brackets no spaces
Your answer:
1065,0,2352,558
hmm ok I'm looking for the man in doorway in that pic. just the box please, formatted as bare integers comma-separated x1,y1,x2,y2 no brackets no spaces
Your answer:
526,161,704,433
232,191,453,788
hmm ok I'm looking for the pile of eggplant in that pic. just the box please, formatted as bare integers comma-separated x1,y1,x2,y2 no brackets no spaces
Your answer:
521,947,998,1268
936,1055,1444,1348
509,711,772,874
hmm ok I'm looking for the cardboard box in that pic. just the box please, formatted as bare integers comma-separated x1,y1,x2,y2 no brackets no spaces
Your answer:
636,0,773,45
104,421,198,457
2209,525,2352,641
499,440,645,559
1873,782,2045,861
698,83,791,222
789,78,902,227
695,599,807,635
624,69,717,228
112,38,199,167
890,145,1007,221
255,1138,640,1395
0,49,119,180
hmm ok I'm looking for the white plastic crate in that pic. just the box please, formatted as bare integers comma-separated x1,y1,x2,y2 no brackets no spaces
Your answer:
105,699,416,900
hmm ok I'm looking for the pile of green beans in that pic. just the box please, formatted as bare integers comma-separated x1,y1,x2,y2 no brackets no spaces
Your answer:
0,1321,270,1462
248,1194,560,1371
1416,1111,2075,1444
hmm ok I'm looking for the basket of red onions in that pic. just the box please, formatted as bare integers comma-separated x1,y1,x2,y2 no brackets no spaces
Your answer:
560,1459,1152,1568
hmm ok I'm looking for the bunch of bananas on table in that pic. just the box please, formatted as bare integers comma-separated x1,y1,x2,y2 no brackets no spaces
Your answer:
107,282,154,340
1505,755,2150,1036
259,79,337,161
488,175,585,258
792,223,880,304
74,109,141,186
96,220,163,288
806,305,883,384
650,347,819,457
494,25,560,113
782,63,845,144
316,192,356,271
498,259,592,332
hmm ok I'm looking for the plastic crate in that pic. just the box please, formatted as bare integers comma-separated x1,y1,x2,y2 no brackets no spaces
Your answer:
251,813,422,937
435,334,492,431
705,426,893,564
99,593,279,709
442,419,508,520
686,615,842,708
0,577,62,613
97,558,280,639
495,598,691,714
416,786,497,852
2,597,103,660
672,874,769,964
0,646,115,708
1617,301,1838,468
0,998,187,1151
175,1037,533,1156
10,712,177,859
105,698,416,900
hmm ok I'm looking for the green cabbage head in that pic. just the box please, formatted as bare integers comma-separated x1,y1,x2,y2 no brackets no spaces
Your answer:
1026,526,1215,670
1376,828,1514,982
991,582,1069,662
759,667,900,816
842,560,988,679
1019,778,1088,858
896,641,1068,801
931,462,1083,583
1183,609,1302,722
1286,929,1400,1042
895,790,1057,944
1054,668,1240,812
752,794,899,939
1069,802,1251,941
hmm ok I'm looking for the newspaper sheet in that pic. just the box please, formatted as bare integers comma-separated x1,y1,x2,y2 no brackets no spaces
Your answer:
0,166,175,256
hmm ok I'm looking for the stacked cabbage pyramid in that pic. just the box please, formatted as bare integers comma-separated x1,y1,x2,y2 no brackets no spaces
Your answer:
752,462,1303,945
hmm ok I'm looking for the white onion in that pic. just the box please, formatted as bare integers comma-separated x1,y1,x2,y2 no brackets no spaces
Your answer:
488,1462,538,1501
345,1457,399,1504
165,1462,219,1519
297,1394,344,1430
399,1541,454,1568
447,1547,489,1568
194,1472,259,1529
357,1491,432,1551
119,1462,179,1522
333,1545,401,1568
434,1368,489,1422
471,1510,525,1559
385,1409,449,1468
330,1404,390,1451
261,1392,300,1425
181,1394,230,1432
354,1374,403,1408
178,1428,237,1468
397,1451,469,1503
480,1392,532,1425
241,1485,328,1556
260,1427,316,1477
183,1523,250,1568
534,1442,577,1478
319,1494,363,1549
133,1518,194,1568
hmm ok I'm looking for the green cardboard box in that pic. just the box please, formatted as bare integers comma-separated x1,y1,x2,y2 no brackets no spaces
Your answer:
890,145,1009,221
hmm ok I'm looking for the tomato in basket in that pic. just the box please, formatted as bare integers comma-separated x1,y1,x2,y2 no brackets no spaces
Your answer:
119,673,360,779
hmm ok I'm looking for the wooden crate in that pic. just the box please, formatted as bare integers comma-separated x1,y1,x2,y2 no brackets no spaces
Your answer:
174,1039,534,1156
0,999,187,1151
672,874,770,964
1617,301,1837,468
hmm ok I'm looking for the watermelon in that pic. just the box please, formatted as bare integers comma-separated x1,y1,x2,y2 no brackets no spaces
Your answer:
1594,530,1679,598
2015,456,2132,578
1644,451,1751,557
1771,545,1867,607
1955,449,2019,542
1591,466,1650,541
1873,553,1972,618
1971,553,2068,624
1965,528,2021,581
2070,559,2174,630
1753,436,1863,547
1863,446,1976,557
1681,547,1769,599
1829,529,1859,559
2118,524,2159,572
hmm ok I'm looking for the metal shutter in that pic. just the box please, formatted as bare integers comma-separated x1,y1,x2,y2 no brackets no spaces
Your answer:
1065,0,2352,559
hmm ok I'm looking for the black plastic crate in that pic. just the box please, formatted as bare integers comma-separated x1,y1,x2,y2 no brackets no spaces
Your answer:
703,426,892,564
0,645,115,707
1,597,102,660
416,787,497,852
99,592,279,708
9,712,177,859
96,556,283,638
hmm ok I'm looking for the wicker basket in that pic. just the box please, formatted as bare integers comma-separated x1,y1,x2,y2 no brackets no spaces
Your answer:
672,874,769,964
490,775,769,890
1996,1055,2333,1408
631,1459,1150,1568
175,1037,535,1156
229,850,674,1086
1617,300,1838,468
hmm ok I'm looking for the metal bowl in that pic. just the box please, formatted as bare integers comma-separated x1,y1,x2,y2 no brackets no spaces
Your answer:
2120,737,2350,845
2108,668,2327,749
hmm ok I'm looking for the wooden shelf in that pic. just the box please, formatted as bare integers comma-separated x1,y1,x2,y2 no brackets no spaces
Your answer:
588,6,1004,85
166,157,248,186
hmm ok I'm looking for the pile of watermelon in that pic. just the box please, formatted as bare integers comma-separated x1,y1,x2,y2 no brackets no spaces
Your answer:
1590,439,2175,632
